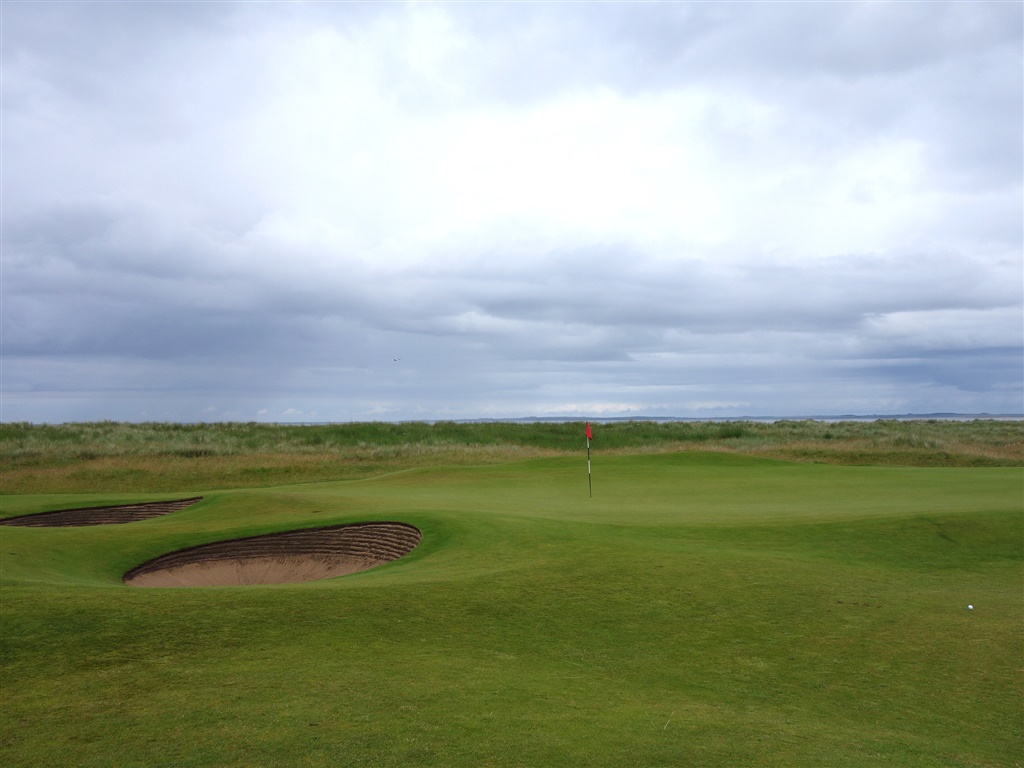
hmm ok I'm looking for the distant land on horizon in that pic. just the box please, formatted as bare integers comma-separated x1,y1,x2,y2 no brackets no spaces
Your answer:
261,413,1024,426
452,413,1024,424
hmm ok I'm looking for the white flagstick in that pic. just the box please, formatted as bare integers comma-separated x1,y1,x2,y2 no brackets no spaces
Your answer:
586,422,592,498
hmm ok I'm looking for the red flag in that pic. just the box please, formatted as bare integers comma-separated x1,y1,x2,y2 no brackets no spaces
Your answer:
585,422,593,440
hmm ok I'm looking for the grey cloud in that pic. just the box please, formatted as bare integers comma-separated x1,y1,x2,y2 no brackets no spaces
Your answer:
448,3,1021,100
425,249,1018,333
8,225,1017,365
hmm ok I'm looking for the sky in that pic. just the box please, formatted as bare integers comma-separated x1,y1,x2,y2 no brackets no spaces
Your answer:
2,1,1022,423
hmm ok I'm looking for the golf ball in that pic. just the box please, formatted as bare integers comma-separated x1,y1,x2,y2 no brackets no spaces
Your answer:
967,605,973,610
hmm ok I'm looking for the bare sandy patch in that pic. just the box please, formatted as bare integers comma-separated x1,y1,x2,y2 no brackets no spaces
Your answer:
123,521,422,587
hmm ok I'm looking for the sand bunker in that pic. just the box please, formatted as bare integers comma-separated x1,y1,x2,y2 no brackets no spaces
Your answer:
0,497,203,527
123,521,422,587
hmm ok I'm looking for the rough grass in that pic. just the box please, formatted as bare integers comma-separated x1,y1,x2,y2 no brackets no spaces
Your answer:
1,419,1020,494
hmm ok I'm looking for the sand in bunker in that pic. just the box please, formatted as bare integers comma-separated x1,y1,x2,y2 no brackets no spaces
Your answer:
127,554,388,587
123,521,422,588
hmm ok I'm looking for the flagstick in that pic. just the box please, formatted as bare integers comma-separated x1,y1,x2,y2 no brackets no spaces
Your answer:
587,434,592,498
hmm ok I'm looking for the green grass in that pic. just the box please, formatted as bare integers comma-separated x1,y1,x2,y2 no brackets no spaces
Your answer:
1,427,1022,766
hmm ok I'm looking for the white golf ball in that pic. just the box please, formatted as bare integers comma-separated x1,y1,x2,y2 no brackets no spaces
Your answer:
967,605,973,610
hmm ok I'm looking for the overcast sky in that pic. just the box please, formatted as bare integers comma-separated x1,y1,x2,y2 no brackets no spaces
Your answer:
3,1,1022,423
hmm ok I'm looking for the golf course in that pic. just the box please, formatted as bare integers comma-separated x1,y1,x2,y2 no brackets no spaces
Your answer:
1,420,1021,767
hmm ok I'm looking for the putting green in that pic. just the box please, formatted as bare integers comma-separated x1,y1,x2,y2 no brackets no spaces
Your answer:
1,452,1021,767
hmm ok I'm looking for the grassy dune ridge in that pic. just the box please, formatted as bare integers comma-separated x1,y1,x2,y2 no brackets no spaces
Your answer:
1,423,1021,767
2,419,1021,494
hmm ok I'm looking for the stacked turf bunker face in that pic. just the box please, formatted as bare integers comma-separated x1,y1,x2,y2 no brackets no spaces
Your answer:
1,500,421,587
123,522,423,587
0,498,204,527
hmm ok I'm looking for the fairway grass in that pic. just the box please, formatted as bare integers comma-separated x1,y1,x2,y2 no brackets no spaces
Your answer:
1,447,1022,766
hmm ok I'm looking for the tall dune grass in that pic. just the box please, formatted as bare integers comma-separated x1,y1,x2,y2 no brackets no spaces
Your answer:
1,419,1020,494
